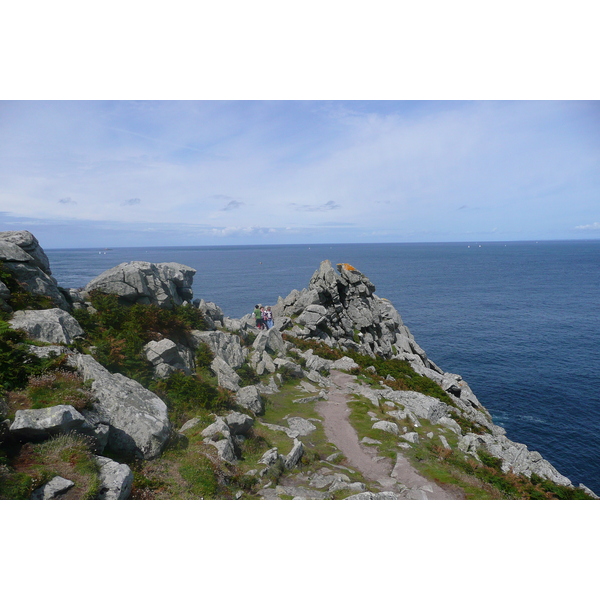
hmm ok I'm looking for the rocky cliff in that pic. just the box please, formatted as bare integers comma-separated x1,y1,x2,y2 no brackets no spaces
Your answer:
0,231,596,500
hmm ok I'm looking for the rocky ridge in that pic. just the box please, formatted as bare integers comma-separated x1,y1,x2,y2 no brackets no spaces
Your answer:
0,230,595,501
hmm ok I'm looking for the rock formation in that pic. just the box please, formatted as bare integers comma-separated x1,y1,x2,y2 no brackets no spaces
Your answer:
0,231,595,500
0,230,70,311
82,261,196,308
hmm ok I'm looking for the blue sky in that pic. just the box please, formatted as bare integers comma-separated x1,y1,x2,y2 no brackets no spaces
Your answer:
1,100,598,249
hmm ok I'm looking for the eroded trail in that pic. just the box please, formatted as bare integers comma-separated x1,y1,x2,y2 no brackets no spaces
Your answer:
317,370,457,499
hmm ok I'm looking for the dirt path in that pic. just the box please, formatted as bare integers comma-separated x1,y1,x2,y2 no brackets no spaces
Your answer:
316,370,457,500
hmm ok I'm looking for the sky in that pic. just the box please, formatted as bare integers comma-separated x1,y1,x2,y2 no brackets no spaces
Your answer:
0,99,598,249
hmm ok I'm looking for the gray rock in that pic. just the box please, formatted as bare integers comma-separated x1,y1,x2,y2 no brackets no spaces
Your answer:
235,385,265,415
94,456,133,500
286,416,317,437
190,330,245,369
201,417,238,462
284,438,304,469
258,447,281,466
211,356,241,391
9,405,97,441
194,299,224,330
345,491,399,500
224,411,254,435
437,416,462,434
1,261,70,310
179,417,203,433
400,432,419,444
273,358,303,378
458,432,572,486
142,338,194,376
0,281,10,303
578,484,600,499
438,435,451,450
85,261,195,308
9,308,83,344
206,437,237,463
384,390,449,424
301,350,333,373
69,353,170,460
330,356,360,371
329,480,367,493
0,230,51,273
201,417,230,440
25,345,68,359
361,437,382,445
372,420,400,435
31,476,74,500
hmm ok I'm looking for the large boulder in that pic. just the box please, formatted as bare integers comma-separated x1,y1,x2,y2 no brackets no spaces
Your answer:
9,308,84,344
84,261,196,308
68,353,171,460
9,405,98,441
0,230,70,310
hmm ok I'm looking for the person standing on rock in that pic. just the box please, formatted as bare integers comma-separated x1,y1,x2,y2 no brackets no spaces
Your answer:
254,304,264,329
264,306,274,329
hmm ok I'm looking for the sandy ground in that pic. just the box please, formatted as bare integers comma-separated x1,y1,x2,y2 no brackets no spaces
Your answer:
316,370,460,500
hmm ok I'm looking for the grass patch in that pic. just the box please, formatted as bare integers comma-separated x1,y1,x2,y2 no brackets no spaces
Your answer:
1,433,101,499
5,370,93,418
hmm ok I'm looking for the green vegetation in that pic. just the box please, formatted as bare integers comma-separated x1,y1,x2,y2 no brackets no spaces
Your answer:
0,433,101,500
150,371,232,427
4,370,93,418
0,318,73,393
405,435,592,500
72,291,208,386
282,334,345,361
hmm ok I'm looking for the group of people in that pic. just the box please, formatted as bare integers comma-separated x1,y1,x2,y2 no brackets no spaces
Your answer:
253,304,274,330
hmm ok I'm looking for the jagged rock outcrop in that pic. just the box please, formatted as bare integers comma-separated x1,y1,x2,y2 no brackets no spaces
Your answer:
83,261,195,308
9,308,84,344
0,230,70,311
458,432,572,486
273,260,439,370
189,330,246,369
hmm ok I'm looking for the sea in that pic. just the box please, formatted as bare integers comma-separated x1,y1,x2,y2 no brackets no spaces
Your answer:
46,240,600,494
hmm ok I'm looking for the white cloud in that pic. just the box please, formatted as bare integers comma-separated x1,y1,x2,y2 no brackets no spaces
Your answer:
0,100,599,245
575,222,600,230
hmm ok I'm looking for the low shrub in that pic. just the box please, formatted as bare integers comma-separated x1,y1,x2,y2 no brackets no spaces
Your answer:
282,335,345,361
150,371,231,425
195,342,214,369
